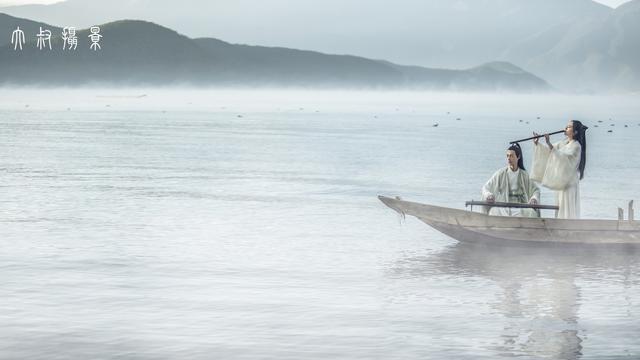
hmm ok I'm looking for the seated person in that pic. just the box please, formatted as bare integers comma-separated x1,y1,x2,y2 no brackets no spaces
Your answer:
481,143,540,217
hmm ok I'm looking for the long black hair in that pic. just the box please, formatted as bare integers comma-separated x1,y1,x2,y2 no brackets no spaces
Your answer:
508,142,525,171
571,120,588,180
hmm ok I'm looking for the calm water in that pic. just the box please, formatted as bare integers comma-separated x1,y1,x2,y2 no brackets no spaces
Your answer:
1,90,639,359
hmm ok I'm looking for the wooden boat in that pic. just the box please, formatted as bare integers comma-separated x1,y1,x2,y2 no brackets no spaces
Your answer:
378,195,640,245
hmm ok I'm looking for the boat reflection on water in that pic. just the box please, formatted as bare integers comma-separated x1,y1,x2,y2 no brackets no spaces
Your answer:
388,242,640,359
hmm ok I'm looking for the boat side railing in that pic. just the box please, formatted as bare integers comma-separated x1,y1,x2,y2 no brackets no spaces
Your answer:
619,200,635,221
465,201,559,212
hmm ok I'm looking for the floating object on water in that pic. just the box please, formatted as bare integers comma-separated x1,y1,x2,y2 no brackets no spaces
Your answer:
237,115,243,118
379,196,640,245
608,130,613,133
598,120,603,123
519,120,523,122
433,123,439,127
96,94,147,99
456,118,461,121
625,125,628,127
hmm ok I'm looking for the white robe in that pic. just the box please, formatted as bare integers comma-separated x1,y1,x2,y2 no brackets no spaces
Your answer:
530,139,581,219
482,167,540,217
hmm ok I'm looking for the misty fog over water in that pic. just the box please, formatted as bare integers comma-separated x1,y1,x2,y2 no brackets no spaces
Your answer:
1,89,639,359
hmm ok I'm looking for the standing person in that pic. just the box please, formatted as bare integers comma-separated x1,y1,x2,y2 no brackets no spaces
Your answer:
482,143,540,217
530,120,588,219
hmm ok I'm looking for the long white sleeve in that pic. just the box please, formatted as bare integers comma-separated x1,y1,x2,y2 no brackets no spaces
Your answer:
482,169,501,200
541,141,581,191
530,143,550,182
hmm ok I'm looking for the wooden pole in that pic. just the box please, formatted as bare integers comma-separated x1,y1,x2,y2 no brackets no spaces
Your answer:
510,130,564,144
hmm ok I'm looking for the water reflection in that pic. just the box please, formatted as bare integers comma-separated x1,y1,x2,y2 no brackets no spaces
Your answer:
390,242,640,359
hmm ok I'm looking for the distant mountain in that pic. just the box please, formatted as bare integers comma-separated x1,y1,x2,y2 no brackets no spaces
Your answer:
0,14,550,91
504,0,640,92
0,0,613,68
2,0,633,92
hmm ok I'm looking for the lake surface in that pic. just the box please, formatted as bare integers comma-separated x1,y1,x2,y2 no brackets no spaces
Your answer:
1,89,639,359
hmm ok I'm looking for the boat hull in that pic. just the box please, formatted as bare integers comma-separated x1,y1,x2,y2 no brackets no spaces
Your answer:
379,196,640,245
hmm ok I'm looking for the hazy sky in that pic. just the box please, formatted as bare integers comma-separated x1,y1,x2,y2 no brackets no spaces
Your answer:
0,0,635,7
0,0,61,5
